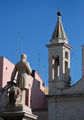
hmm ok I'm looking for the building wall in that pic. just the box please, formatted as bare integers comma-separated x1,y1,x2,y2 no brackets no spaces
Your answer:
48,96,84,120
48,76,84,120
0,57,45,109
34,71,44,92
2,57,14,88
27,75,45,109
30,77,45,108
33,109,48,120
0,57,3,89
0,57,15,89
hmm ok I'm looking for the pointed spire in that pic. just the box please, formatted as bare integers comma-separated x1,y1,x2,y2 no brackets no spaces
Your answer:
51,11,68,44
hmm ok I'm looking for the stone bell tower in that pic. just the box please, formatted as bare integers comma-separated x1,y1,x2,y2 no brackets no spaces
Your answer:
46,11,72,94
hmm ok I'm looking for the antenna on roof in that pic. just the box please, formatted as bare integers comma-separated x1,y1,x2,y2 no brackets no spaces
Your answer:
42,65,46,85
21,32,24,54
28,49,32,64
17,32,19,61
38,53,41,75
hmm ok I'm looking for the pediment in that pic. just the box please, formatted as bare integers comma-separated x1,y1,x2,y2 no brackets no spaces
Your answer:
63,76,84,94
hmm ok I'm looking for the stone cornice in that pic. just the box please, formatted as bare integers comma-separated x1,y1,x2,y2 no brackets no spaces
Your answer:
46,43,72,50
47,92,84,98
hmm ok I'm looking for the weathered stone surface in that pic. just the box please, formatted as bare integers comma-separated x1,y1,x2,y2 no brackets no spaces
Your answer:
33,108,48,120
48,93,84,120
11,54,32,90
47,12,84,120
0,104,37,120
0,54,37,120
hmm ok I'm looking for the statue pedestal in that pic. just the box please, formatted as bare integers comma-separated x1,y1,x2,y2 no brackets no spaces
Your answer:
0,104,37,120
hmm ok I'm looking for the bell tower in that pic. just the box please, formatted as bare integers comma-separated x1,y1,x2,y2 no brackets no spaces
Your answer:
46,11,72,94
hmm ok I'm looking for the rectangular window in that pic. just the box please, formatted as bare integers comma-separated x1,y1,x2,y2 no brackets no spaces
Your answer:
65,61,68,80
65,51,68,59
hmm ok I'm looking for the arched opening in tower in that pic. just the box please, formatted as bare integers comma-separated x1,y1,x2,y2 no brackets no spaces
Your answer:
65,61,68,80
52,56,60,80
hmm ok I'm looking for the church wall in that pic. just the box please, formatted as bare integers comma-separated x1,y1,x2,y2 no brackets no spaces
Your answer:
33,109,48,120
48,46,63,85
48,96,84,120
48,45,71,94
47,11,84,120
63,76,84,94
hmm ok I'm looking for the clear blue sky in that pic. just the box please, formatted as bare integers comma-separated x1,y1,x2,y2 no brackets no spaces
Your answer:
0,0,84,86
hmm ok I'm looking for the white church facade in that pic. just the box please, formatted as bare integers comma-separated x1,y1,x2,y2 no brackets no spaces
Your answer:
46,11,84,120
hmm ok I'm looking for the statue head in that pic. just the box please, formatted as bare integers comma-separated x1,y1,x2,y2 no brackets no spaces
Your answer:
21,54,27,61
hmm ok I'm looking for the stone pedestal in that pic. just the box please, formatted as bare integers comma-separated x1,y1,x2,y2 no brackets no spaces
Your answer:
0,104,37,120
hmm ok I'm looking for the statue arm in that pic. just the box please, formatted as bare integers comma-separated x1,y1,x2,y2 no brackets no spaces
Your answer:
11,66,17,81
26,62,32,75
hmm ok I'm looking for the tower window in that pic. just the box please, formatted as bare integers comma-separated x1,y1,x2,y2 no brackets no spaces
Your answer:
65,61,68,80
52,56,60,80
65,51,68,59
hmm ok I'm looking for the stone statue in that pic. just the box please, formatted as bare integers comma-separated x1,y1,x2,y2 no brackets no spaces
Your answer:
0,54,37,120
0,54,32,106
11,54,32,90
8,82,21,105
0,81,21,106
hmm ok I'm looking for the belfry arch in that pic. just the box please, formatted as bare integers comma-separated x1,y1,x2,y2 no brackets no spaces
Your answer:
52,56,60,80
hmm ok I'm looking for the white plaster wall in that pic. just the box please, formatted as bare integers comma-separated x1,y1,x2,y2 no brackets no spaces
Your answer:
33,110,48,120
49,76,84,95
48,96,84,120
63,76,84,94
48,98,56,120
48,45,71,94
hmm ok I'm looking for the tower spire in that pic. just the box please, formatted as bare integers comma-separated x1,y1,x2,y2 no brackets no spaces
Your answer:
46,11,72,93
51,11,68,44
